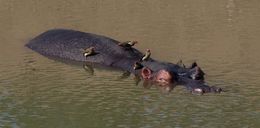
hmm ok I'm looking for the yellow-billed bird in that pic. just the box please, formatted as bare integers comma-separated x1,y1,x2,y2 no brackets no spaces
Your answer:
133,61,143,70
118,41,138,49
82,47,97,57
177,59,186,68
141,49,151,61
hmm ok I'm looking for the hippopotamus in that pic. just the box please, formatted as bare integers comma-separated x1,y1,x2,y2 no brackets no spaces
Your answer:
26,29,222,94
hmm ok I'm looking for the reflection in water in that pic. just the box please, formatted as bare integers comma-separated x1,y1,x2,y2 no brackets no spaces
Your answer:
133,75,141,85
155,84,175,94
226,0,236,24
117,71,131,80
0,0,260,127
82,62,175,94
83,63,94,75
143,80,175,94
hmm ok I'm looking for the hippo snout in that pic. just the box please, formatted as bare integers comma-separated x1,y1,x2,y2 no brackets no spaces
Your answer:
192,85,222,95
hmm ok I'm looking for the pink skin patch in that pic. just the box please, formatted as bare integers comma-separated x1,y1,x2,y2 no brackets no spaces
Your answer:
141,68,175,85
155,70,174,85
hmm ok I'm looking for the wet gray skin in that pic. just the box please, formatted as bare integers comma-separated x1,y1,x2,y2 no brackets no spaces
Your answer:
26,29,222,94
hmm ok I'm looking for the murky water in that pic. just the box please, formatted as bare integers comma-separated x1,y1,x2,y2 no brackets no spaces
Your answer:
0,0,260,127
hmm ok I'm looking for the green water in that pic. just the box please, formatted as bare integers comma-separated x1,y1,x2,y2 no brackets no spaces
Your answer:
0,0,260,127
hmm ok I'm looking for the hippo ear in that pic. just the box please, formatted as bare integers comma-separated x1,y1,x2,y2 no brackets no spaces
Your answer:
190,62,198,69
141,67,153,80
189,66,205,80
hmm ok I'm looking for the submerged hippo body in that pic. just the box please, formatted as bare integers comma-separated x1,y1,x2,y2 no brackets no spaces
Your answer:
26,29,222,94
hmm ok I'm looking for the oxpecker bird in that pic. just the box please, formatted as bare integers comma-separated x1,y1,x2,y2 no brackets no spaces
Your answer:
82,47,97,57
118,41,138,49
141,49,151,61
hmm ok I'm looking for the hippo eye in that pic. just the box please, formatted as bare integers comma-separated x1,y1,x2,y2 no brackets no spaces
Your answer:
159,78,166,82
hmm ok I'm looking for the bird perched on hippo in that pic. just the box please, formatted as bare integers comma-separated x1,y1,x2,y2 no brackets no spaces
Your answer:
26,29,222,94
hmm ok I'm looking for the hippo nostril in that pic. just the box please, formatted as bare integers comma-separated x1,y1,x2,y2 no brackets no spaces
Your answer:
192,88,205,95
210,86,222,93
216,88,222,93
194,88,203,93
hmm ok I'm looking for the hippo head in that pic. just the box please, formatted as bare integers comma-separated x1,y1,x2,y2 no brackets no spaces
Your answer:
138,61,205,86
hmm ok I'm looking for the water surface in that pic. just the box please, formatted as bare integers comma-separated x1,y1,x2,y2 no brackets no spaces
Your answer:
0,0,260,127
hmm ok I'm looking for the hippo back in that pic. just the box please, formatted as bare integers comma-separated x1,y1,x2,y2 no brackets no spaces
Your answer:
26,29,143,66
